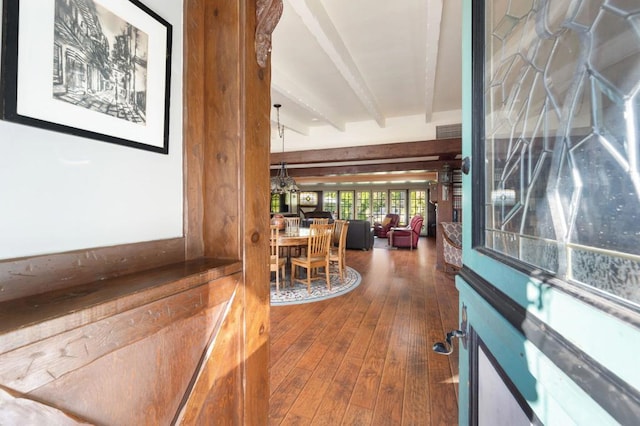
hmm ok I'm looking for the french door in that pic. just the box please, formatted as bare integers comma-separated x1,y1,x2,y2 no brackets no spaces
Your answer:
455,1,640,424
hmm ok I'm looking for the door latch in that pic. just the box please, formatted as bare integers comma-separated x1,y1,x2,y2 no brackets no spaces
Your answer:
432,304,468,355
432,330,466,355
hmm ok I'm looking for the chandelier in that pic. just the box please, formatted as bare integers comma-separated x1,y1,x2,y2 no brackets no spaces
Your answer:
270,104,299,194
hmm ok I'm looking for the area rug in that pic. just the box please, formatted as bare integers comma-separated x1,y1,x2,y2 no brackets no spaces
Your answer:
270,266,361,306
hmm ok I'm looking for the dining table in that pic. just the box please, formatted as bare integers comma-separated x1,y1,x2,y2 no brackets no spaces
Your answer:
275,227,310,280
277,226,310,248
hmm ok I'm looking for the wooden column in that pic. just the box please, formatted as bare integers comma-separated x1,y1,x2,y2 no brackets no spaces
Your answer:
182,0,272,423
241,0,272,423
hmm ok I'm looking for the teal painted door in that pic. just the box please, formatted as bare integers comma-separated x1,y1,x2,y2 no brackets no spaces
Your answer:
455,1,640,424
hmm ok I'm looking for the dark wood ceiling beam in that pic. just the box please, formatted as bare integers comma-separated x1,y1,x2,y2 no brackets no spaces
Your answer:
295,172,438,184
276,159,462,177
270,138,461,165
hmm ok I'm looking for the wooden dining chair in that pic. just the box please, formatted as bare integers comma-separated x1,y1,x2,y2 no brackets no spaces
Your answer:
285,217,302,256
284,217,300,232
270,225,286,293
291,223,333,293
311,218,330,225
331,219,345,247
329,220,349,282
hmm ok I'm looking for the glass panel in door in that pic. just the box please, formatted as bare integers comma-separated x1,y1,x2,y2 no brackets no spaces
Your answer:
483,0,640,300
409,189,427,235
322,191,337,218
389,190,407,225
371,191,387,224
455,1,640,424
339,191,355,220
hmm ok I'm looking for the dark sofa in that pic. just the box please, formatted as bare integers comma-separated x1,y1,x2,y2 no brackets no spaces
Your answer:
346,220,373,250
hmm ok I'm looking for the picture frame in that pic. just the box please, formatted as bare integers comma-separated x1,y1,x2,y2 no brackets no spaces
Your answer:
1,0,172,154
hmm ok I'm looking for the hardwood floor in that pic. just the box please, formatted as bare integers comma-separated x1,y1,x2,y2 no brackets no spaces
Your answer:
269,237,460,425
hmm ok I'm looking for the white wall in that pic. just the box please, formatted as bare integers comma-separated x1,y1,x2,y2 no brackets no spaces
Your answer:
0,0,184,260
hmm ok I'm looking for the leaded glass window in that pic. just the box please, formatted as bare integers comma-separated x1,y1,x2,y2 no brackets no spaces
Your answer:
409,189,427,233
372,191,387,224
270,193,280,213
339,191,355,220
355,191,371,221
482,0,640,307
389,190,407,225
323,191,337,217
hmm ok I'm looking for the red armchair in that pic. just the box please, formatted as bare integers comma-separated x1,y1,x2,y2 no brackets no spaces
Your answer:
389,215,424,250
373,213,400,238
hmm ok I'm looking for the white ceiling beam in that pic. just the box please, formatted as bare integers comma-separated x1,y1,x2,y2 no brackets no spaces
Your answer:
287,0,386,127
424,0,443,123
271,74,346,132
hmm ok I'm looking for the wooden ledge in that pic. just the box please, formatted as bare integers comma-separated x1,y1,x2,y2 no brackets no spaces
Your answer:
0,257,242,354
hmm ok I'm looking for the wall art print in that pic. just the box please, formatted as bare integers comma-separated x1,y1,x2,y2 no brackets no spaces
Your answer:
1,0,172,153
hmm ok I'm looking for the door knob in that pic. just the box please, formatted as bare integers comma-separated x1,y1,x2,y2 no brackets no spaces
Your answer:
433,329,467,355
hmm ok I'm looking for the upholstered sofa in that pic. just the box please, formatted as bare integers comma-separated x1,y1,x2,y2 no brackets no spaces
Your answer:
346,220,374,250
389,215,424,249
440,222,462,271
373,213,400,238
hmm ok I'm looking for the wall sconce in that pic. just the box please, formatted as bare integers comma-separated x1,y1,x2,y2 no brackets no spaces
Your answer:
439,164,452,200
428,181,439,204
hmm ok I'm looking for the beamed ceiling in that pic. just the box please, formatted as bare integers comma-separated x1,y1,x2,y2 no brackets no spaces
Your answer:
268,0,464,184
270,139,461,184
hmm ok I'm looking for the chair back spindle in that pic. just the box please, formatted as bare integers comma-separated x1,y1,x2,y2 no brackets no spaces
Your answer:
270,225,286,292
330,220,349,281
285,217,300,233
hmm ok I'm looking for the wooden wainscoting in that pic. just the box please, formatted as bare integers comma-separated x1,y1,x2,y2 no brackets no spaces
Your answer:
0,259,245,424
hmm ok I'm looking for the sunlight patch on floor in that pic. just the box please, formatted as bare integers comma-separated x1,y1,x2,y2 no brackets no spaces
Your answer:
440,374,459,384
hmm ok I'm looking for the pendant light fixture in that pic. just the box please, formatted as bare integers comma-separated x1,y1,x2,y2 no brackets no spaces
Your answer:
270,104,299,194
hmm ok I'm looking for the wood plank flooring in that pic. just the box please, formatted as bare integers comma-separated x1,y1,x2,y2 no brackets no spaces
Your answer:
269,237,460,425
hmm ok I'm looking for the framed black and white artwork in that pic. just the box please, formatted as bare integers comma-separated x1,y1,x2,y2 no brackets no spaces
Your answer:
1,0,172,153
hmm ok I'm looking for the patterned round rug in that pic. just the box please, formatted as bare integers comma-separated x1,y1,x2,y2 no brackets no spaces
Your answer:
270,266,362,306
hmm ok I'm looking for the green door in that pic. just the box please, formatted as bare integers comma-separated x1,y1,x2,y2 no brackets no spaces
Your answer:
452,1,640,424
